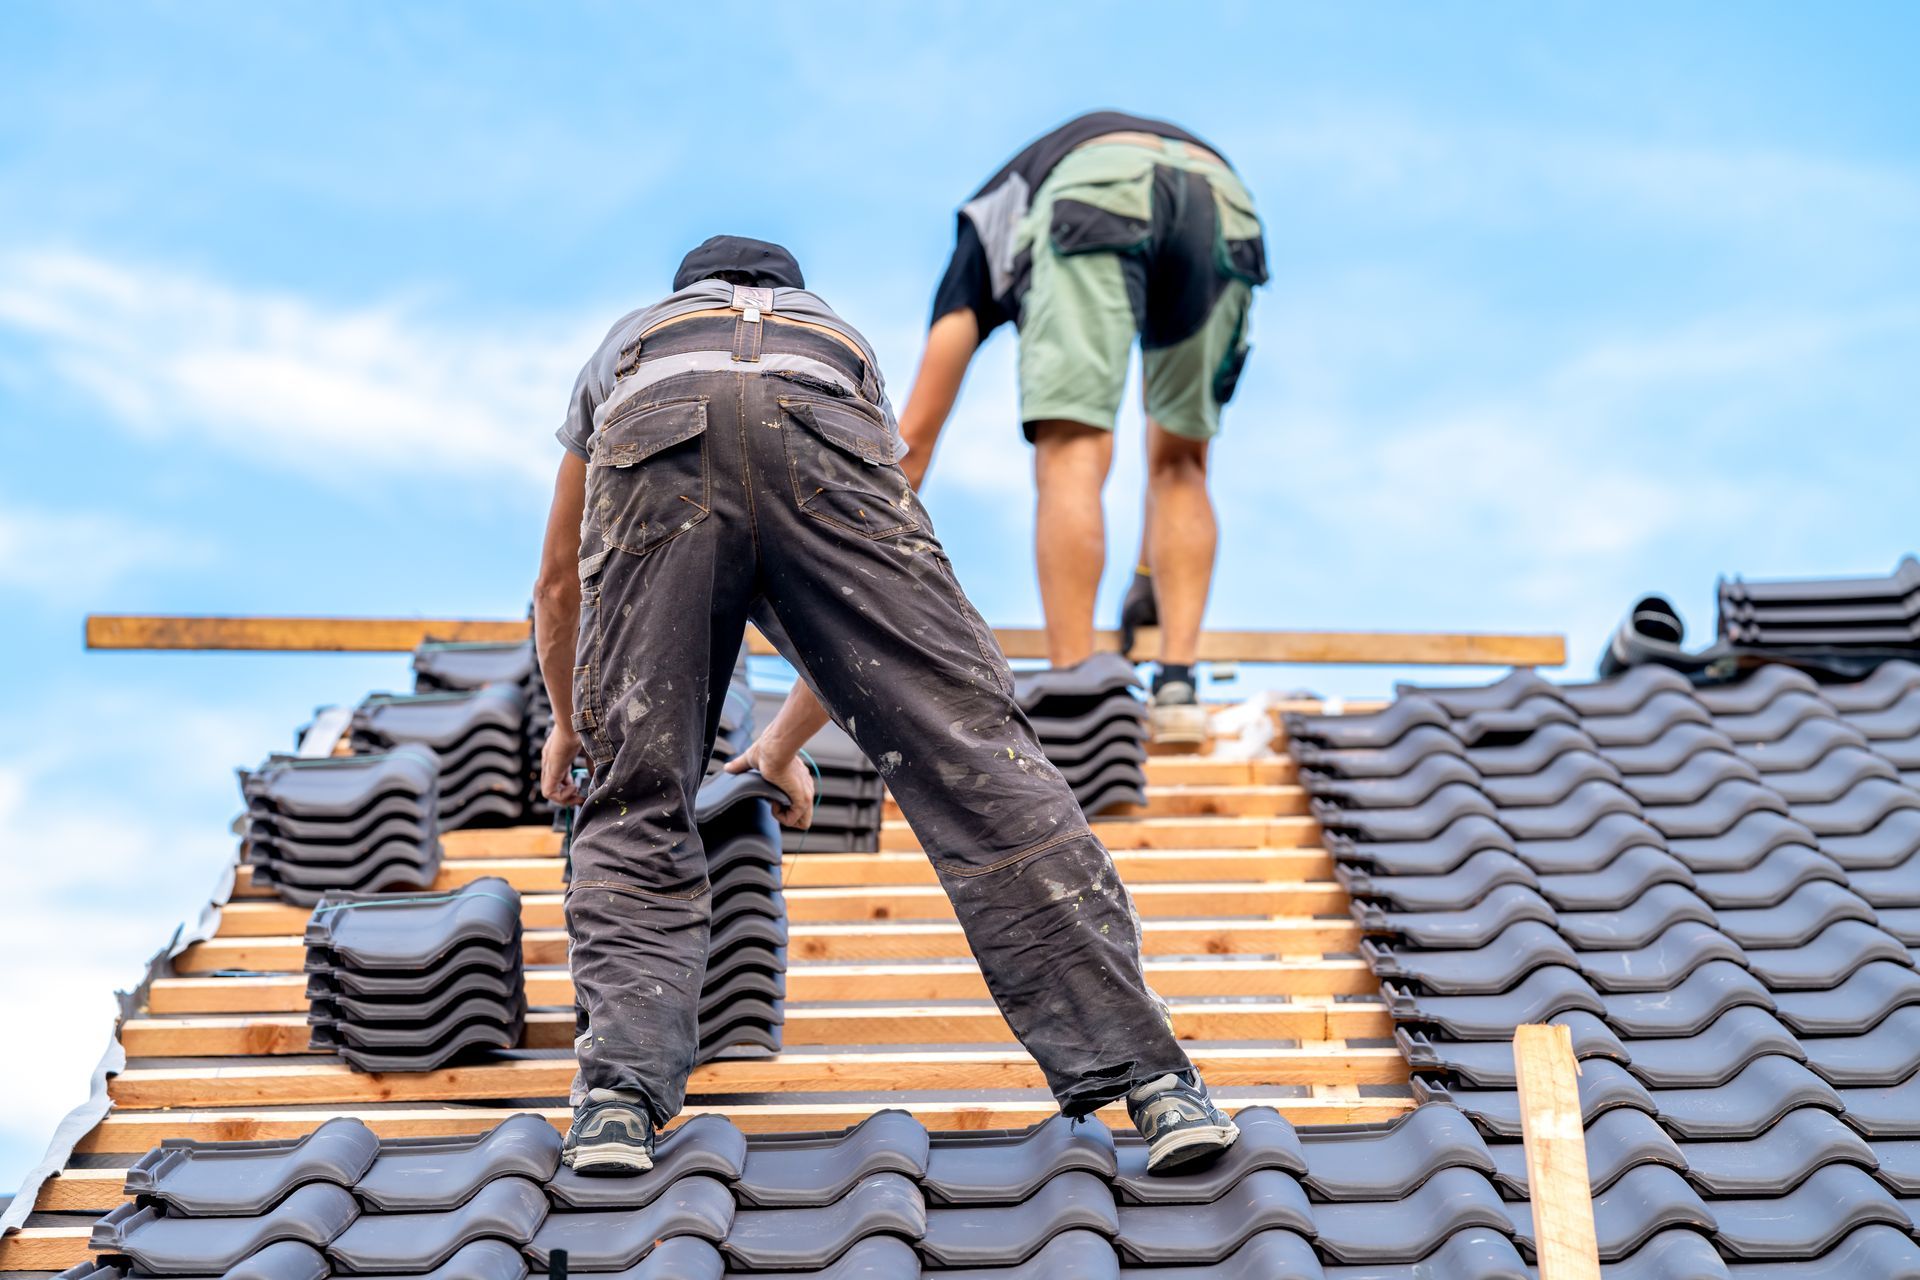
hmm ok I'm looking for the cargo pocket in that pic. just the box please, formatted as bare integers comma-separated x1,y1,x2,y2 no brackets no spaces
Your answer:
780,396,919,540
587,395,711,556
1210,175,1269,286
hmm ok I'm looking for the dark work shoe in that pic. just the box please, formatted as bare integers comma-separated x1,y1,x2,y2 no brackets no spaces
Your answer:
1118,570,1158,657
1127,1073,1240,1174
1149,680,1208,747
563,1093,655,1174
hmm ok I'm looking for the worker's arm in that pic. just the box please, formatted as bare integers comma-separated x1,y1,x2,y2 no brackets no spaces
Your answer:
534,451,588,806
896,308,981,490
725,681,827,830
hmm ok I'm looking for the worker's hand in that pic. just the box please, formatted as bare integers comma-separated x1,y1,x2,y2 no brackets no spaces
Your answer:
541,728,587,807
725,741,816,830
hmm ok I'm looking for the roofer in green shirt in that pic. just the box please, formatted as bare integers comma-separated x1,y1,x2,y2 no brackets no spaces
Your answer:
896,110,1268,744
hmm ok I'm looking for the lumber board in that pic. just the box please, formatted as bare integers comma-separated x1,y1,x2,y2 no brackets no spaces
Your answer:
177,914,1363,973
84,614,1565,666
1515,1023,1602,1279
120,998,1394,1057
881,783,1308,821
108,1043,1404,1109
146,955,1381,1013
880,815,1320,852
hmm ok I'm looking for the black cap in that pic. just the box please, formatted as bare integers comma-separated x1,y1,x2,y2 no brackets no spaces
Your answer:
672,236,806,291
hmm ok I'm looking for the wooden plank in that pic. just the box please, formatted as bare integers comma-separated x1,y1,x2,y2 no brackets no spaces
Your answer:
882,784,1308,821
1514,1023,1602,1280
880,815,1320,852
84,614,1565,666
107,1044,1403,1109
120,999,1395,1057
0,1227,91,1272
147,955,1381,1013
778,847,1336,888
1143,756,1297,787
73,1094,1414,1156
234,856,562,899
176,914,1363,974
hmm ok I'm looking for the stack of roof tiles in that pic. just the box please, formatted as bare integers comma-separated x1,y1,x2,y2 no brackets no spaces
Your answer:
1287,659,1920,1274
65,1104,1605,1279
709,655,756,776
1015,654,1148,817
304,877,527,1074
1722,556,1920,652
241,747,443,906
412,640,556,823
689,771,787,1062
751,691,883,854
351,684,530,830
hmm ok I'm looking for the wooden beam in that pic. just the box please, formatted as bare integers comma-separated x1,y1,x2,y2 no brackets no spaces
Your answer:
106,1044,1400,1109
882,784,1309,821
118,1000,1397,1057
85,614,1565,667
1514,1023,1602,1280
881,815,1321,853
71,1094,1415,1155
146,956,1381,1013
174,915,1363,973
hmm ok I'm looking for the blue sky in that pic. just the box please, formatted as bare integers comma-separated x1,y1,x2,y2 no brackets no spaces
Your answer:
1,2,1917,1191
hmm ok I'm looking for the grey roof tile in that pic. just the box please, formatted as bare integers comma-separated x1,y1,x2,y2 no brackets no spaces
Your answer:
1352,884,1558,949
1480,751,1621,809
1741,921,1911,989
1642,779,1791,840
305,942,518,999
1822,661,1920,713
1506,1165,1715,1263
1792,777,1920,836
941,1230,1120,1279
1665,811,1820,873
1710,691,1834,745
1397,1011,1627,1087
1453,696,1580,748
1385,966,1605,1039
1464,721,1600,776
1538,847,1695,912
1602,722,1738,776
1596,1228,1729,1279
524,1177,733,1270
1692,843,1845,909
1396,670,1559,716
1297,1104,1494,1201
1117,1229,1322,1278
122,1117,379,1217
217,1241,334,1280
1734,715,1871,772
1562,666,1698,717
92,1182,361,1276
1713,881,1877,949
723,1235,917,1280
1844,688,1920,740
1840,1070,1920,1137
344,1239,530,1280
1773,960,1920,1034
1722,1223,1920,1279
920,1170,1115,1266
1619,751,1762,808
1710,1163,1908,1260
1312,784,1499,843
1678,1107,1877,1196
1694,666,1821,715
1497,781,1640,841
1485,1107,1683,1198
1870,1139,1920,1193
1113,1168,1312,1265
1510,813,1669,875
721,1173,925,1270
923,1117,1116,1206
1414,1059,1654,1138
1337,850,1539,913
329,1176,548,1273
546,1115,747,1210
1847,853,1920,907
354,1115,559,1212
1284,698,1449,750
244,748,440,819
1112,1107,1305,1204
1303,754,1480,811
1323,1228,1528,1278
1623,1007,1804,1088
304,878,521,969
1820,807,1920,869
1310,1168,1511,1265
1557,884,1717,950
1600,960,1775,1037
1579,692,1714,748
1883,909,1920,942
1577,922,1748,994
1325,815,1517,877
1292,725,1466,781
734,1110,928,1208
1362,921,1578,995
1765,746,1899,803
1652,1056,1843,1139
1802,1005,1920,1086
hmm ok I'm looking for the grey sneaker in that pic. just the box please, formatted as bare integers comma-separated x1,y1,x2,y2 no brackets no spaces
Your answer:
1127,1073,1240,1174
1149,681,1208,747
562,1091,655,1174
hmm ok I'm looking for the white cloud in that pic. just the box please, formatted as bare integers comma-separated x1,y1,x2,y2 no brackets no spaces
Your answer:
0,503,213,604
0,250,597,486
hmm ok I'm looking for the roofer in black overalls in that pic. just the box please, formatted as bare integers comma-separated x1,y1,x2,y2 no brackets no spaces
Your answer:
533,236,1239,1177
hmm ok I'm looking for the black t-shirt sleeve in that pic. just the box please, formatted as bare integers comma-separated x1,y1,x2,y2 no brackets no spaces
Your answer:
929,217,1008,341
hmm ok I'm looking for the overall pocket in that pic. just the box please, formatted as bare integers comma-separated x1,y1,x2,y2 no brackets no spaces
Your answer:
779,396,918,540
587,395,712,556
1209,174,1270,286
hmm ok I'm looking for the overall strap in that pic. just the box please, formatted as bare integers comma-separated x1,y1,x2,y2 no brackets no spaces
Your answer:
730,285,774,362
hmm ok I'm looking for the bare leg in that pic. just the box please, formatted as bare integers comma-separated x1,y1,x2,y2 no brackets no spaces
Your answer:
1144,419,1215,668
1032,419,1115,668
